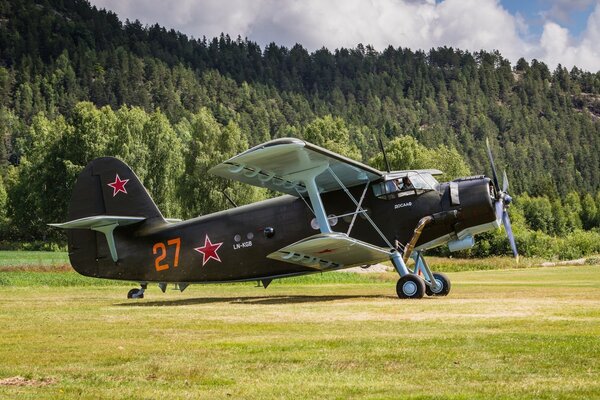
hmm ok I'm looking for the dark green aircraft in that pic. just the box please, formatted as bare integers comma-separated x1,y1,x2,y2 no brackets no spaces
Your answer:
50,138,517,299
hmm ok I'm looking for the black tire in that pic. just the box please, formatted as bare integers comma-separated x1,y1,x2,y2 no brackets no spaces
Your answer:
425,273,451,296
396,274,426,299
127,288,143,299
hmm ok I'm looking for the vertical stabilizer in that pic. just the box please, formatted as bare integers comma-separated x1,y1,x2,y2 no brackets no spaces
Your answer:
56,157,165,276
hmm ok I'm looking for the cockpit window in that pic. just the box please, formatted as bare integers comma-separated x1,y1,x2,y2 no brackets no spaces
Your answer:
373,172,438,200
420,173,439,188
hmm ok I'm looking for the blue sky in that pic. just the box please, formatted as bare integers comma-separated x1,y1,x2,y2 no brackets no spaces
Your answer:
502,0,596,37
90,0,600,71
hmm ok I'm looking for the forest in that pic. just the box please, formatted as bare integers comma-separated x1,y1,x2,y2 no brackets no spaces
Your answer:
1,0,600,259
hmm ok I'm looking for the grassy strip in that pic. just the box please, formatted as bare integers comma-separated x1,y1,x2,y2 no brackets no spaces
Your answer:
0,271,125,287
1,266,599,399
0,251,69,267
0,270,395,287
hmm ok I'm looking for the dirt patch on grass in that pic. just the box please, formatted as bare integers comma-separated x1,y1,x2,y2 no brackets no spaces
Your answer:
337,263,392,273
0,376,57,386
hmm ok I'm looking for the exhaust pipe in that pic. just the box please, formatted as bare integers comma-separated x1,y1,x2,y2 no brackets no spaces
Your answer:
402,216,434,263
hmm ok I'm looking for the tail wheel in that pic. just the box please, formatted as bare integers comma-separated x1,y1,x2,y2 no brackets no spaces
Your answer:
396,274,425,299
425,273,451,296
127,288,144,299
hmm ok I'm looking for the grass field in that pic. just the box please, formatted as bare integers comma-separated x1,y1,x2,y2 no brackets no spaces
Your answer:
1,258,600,399
0,251,69,268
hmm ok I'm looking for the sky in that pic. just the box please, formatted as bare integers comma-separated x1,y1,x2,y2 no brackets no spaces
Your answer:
88,0,600,72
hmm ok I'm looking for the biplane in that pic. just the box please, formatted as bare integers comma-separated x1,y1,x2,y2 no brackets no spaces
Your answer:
51,138,516,299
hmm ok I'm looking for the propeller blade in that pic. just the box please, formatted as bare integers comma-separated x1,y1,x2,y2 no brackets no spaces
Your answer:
485,138,500,193
502,210,518,260
495,199,504,221
502,170,509,192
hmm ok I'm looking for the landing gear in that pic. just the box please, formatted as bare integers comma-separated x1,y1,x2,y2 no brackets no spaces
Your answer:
425,272,451,296
127,289,143,299
396,274,425,299
390,250,425,299
413,253,451,297
389,250,451,299
127,283,147,299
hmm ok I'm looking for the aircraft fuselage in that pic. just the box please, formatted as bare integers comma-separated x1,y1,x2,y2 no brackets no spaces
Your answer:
68,177,496,283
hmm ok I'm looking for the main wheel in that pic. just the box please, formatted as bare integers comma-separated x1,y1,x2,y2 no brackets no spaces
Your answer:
396,274,426,299
425,273,451,296
127,288,144,299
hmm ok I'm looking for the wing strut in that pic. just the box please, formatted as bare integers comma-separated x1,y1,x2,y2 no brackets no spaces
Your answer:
305,166,333,234
326,167,394,249
347,180,371,236
285,162,332,233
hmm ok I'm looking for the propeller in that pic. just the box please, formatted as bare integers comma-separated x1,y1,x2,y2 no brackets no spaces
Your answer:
486,138,518,261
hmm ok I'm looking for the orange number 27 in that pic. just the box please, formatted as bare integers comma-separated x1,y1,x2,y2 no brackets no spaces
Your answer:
153,237,181,272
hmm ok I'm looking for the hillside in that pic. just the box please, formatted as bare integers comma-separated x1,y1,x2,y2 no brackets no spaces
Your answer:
0,0,600,245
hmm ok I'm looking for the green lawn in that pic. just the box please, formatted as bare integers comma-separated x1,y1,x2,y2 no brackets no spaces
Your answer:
0,251,69,267
1,265,600,399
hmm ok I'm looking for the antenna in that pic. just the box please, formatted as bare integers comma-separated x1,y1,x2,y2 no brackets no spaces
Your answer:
221,189,238,208
377,134,392,173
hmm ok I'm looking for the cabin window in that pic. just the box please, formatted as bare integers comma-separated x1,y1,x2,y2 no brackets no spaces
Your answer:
373,179,413,199
373,172,438,200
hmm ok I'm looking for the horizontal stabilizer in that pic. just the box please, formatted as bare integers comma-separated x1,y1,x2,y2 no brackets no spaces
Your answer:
267,232,391,270
49,216,145,262
49,215,145,230
210,138,383,197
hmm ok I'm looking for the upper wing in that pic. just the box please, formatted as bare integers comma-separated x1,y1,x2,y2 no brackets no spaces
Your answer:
209,138,383,196
267,232,391,270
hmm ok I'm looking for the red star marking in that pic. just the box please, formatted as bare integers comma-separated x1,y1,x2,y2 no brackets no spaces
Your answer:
107,174,129,197
317,248,335,254
194,235,223,266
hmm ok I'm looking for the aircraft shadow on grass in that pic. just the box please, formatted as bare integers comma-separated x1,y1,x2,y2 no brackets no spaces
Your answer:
116,294,395,307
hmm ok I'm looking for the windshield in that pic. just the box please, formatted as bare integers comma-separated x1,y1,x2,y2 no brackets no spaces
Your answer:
373,171,438,199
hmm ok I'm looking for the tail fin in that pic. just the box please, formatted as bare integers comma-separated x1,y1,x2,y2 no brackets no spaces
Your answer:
67,157,164,222
51,158,165,275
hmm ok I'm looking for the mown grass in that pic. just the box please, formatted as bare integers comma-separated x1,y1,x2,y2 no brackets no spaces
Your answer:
1,264,600,399
0,251,69,268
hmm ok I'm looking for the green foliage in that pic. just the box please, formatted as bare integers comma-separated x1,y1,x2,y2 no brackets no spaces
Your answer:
1,0,600,261
179,108,268,219
560,230,600,260
369,135,470,180
300,115,361,160
6,104,186,239
440,191,600,260
0,174,6,220
454,225,600,261
1,0,599,200
520,194,554,233
581,193,597,230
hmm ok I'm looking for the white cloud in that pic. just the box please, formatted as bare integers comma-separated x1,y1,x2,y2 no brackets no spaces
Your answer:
90,0,600,72
539,4,600,71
